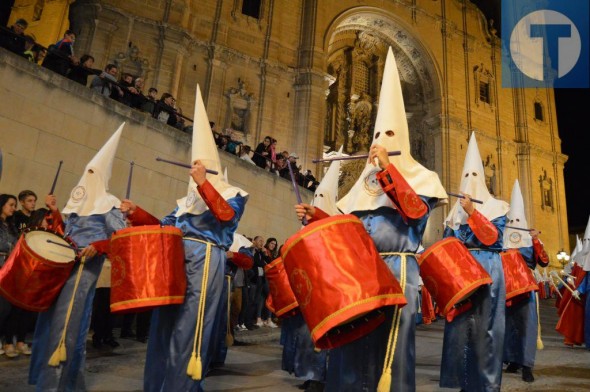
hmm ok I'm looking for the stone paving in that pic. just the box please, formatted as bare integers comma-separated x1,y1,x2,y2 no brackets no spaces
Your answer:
1,299,589,391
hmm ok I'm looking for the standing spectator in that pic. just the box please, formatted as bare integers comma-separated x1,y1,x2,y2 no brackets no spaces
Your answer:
141,87,158,114
0,18,28,55
279,153,301,181
239,145,256,165
0,194,19,358
153,93,177,126
91,258,119,349
113,73,136,106
42,30,79,76
22,35,36,62
90,64,119,97
252,136,271,169
67,54,96,86
13,190,37,233
129,78,147,110
32,45,47,65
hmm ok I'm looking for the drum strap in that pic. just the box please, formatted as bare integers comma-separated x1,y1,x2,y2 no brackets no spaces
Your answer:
184,239,213,380
378,252,410,392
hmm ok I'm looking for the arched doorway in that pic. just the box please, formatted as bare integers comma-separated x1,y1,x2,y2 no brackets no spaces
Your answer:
323,9,442,195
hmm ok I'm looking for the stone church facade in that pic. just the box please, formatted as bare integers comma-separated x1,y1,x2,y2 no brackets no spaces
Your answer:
7,0,569,262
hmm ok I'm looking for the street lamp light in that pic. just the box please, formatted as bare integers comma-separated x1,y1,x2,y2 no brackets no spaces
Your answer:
556,249,570,269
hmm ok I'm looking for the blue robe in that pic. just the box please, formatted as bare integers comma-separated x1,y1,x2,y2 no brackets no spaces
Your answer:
575,272,590,348
503,246,540,368
326,198,436,392
29,208,126,392
144,195,246,392
440,216,506,392
281,311,327,382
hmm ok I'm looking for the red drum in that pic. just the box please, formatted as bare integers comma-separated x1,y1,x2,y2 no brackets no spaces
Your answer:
265,257,299,318
0,228,77,312
501,249,539,306
109,225,186,313
281,214,407,350
418,237,492,321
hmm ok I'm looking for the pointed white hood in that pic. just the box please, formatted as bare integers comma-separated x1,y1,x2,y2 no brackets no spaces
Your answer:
311,146,342,216
175,85,248,217
444,132,509,229
229,232,253,253
503,180,533,248
337,47,447,214
62,123,124,216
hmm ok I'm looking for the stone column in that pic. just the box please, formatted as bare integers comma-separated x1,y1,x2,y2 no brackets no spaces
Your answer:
69,0,101,56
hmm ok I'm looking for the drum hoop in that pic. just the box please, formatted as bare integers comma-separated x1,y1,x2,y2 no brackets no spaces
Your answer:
419,237,460,265
310,293,405,338
112,227,183,240
264,257,283,271
111,295,185,308
282,216,362,259
274,301,299,317
22,229,76,267
442,276,492,315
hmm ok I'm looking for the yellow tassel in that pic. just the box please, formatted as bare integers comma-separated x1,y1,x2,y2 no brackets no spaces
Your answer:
537,336,544,350
377,370,392,392
535,292,544,350
59,341,67,361
186,353,198,377
193,357,202,380
48,347,61,367
225,332,234,347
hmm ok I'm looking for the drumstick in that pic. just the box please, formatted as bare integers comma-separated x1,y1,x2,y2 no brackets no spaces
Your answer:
505,225,541,234
548,275,563,298
46,239,77,251
126,161,134,199
155,157,218,175
446,192,483,204
550,271,577,296
312,150,401,163
49,160,64,195
287,162,308,226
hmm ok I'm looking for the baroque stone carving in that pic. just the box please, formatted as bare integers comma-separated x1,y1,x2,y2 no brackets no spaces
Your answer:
224,78,255,136
114,42,150,78
539,168,554,212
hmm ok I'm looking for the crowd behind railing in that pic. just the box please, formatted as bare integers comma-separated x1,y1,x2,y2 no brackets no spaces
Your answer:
1,18,320,192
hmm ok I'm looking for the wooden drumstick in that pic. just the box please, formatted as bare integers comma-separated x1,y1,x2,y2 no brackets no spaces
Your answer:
446,192,483,204
312,150,401,164
287,161,308,226
126,161,134,199
46,239,77,251
550,271,577,296
156,157,218,175
49,160,64,195
504,225,541,234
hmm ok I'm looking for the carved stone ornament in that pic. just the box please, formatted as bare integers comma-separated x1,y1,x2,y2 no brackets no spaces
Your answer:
224,78,255,136
539,168,554,212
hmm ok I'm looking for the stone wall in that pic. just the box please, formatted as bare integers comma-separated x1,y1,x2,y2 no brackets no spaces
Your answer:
0,50,309,244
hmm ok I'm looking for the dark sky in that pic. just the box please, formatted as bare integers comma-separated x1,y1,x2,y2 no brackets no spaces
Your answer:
471,0,589,232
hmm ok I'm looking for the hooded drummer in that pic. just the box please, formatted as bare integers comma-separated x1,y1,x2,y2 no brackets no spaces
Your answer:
502,180,549,382
282,146,342,391
440,132,510,392
296,47,447,392
121,85,248,392
29,123,128,391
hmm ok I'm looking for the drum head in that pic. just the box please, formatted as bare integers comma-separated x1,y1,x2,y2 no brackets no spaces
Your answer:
25,230,76,263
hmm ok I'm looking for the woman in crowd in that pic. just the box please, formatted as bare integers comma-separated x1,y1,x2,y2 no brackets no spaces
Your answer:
0,194,19,357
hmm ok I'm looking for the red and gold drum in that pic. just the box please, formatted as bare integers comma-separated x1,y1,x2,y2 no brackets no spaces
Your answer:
265,257,299,318
281,214,407,350
109,225,186,313
418,237,492,321
501,249,538,306
0,228,77,311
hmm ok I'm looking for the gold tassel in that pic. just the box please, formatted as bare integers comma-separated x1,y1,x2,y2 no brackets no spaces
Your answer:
535,292,544,350
377,369,392,392
225,332,234,347
59,341,67,361
187,352,198,377
48,344,62,367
